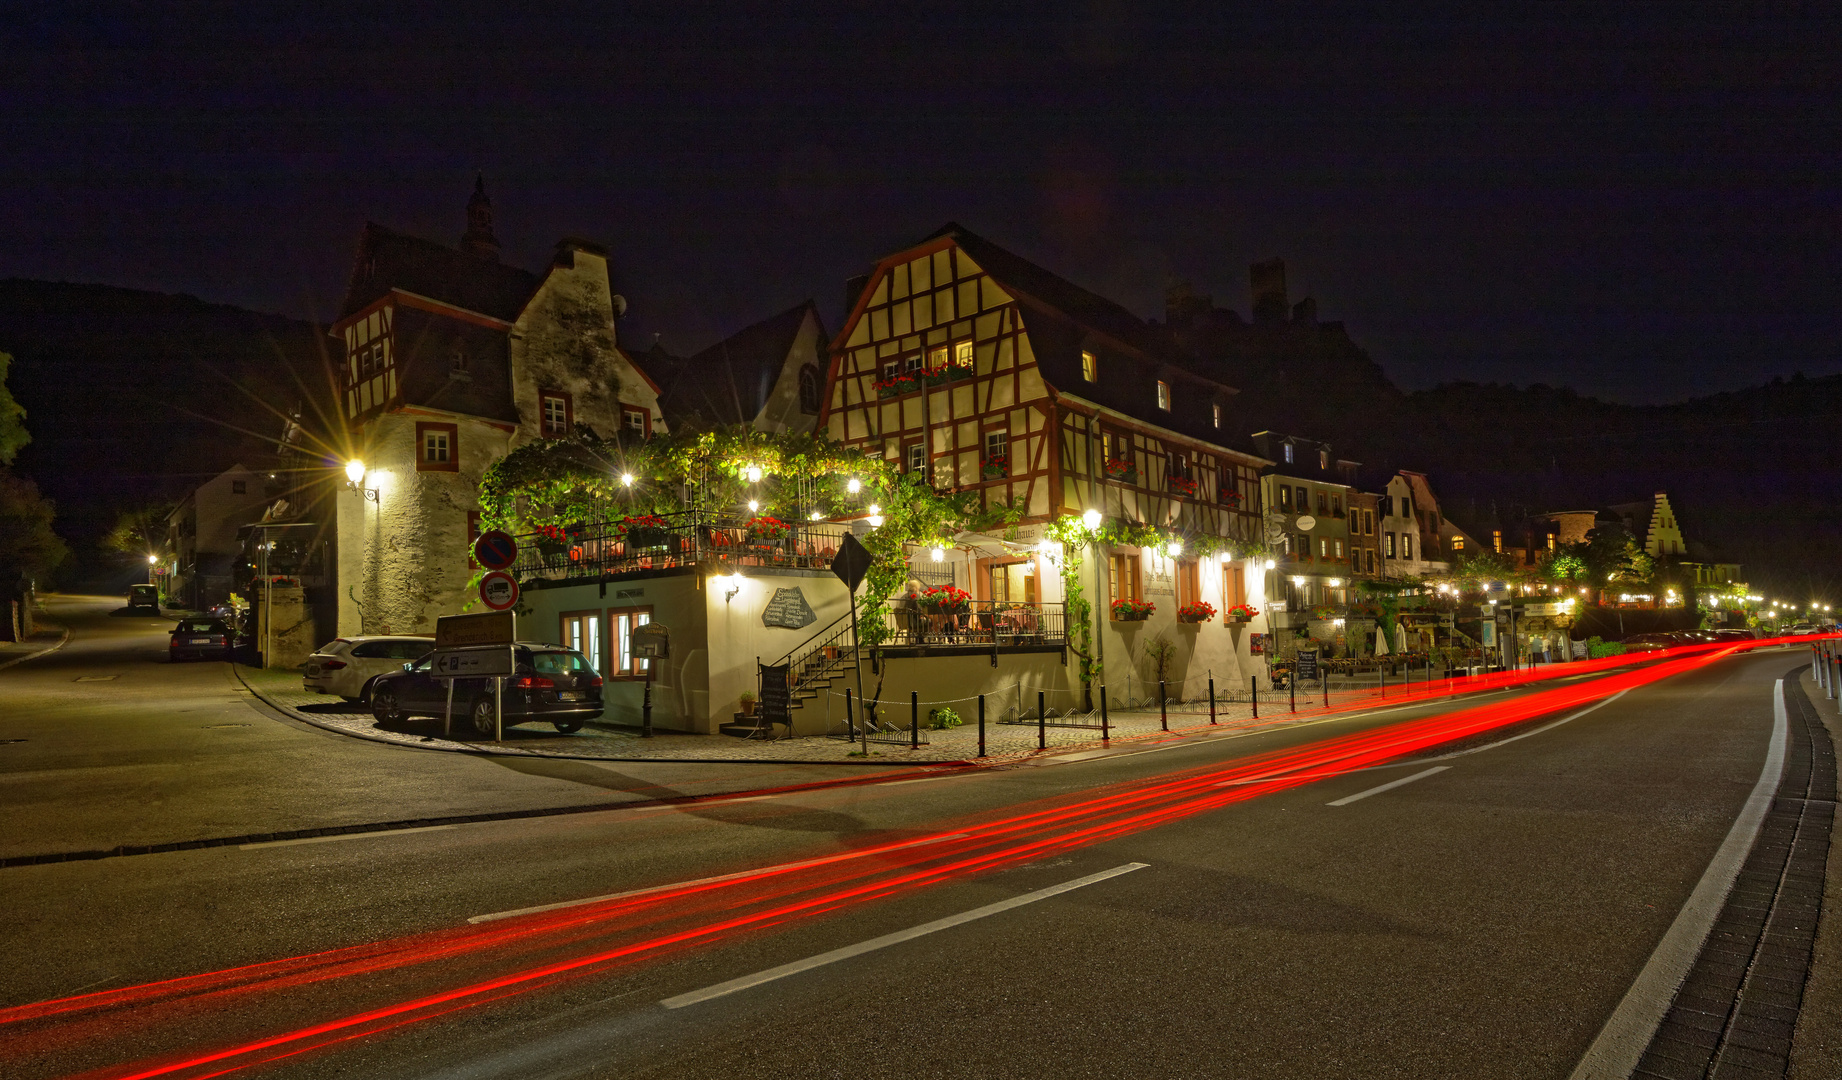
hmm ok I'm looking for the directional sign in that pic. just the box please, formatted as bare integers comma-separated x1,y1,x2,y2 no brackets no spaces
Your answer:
831,533,873,593
479,571,520,611
433,645,515,678
437,611,514,648
474,530,518,571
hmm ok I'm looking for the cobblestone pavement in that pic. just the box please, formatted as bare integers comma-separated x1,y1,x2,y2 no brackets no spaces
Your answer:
234,663,1387,765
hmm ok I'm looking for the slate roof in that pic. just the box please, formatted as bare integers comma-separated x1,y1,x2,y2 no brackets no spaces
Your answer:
338,222,542,323
911,224,1246,453
660,302,820,427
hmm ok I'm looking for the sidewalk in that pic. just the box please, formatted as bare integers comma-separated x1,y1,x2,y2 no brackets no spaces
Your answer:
233,662,1373,765
0,623,68,672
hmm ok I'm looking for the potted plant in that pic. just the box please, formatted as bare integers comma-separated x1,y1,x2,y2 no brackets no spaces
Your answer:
1168,475,1198,499
533,523,569,557
1224,603,1258,624
745,515,790,543
920,584,971,614
823,643,839,659
1177,601,1216,624
1219,489,1243,507
982,453,1008,480
1111,598,1155,622
1103,458,1137,484
738,691,757,717
922,365,954,387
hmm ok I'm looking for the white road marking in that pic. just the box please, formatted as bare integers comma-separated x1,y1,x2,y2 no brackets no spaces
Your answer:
1567,679,1790,1080
467,832,972,924
659,861,1150,1009
1430,689,1631,760
240,824,455,850
1325,766,1451,806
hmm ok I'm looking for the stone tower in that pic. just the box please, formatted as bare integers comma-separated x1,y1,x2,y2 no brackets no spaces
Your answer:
461,174,500,261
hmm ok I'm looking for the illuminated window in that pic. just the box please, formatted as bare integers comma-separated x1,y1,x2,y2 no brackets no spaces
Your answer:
1283,442,1294,464
1156,380,1170,410
1386,532,1397,558
954,341,974,369
1492,529,1503,553
928,345,949,370
1453,536,1465,551
1212,403,1221,428
612,608,652,676
1319,448,1329,469
561,612,603,675
1279,486,1292,511
1081,350,1097,382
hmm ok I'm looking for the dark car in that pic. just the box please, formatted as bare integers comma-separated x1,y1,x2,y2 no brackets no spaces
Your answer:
169,618,235,660
1620,633,1677,652
127,584,160,613
368,643,603,737
1711,629,1756,643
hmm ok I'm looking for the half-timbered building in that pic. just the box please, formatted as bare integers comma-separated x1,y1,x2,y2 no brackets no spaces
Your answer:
821,224,1279,703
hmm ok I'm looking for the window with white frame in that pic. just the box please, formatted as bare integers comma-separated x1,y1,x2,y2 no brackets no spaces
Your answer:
1155,379,1171,410
1081,350,1097,382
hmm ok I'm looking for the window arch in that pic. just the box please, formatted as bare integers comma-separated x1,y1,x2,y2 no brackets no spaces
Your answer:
798,364,821,414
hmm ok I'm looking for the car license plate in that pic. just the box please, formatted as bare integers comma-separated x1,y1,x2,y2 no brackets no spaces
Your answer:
191,637,212,644
558,691,584,702
306,665,320,676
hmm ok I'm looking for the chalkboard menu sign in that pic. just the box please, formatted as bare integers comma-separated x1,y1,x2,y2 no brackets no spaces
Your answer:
758,664,791,728
1295,647,1320,681
761,586,817,630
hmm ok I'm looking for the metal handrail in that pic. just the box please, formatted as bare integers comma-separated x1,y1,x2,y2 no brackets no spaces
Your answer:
512,513,853,581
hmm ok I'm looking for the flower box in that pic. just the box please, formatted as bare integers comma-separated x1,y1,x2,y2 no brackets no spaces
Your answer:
1168,475,1198,499
1103,458,1137,484
875,374,919,398
1219,490,1243,507
745,515,790,542
1111,598,1154,621
1224,604,1258,624
981,453,1008,480
922,366,953,387
919,584,971,614
1177,601,1216,624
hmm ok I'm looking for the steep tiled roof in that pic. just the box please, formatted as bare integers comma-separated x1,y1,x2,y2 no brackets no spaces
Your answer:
661,302,819,427
338,222,541,323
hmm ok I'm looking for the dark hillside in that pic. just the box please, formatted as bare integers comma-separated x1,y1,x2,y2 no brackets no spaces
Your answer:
0,281,336,576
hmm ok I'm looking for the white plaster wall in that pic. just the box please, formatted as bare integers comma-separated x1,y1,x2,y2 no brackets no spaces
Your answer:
754,308,824,435
334,412,510,638
510,248,665,443
1090,547,1269,706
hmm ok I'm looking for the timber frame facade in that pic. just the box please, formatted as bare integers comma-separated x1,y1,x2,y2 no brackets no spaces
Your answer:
820,224,1267,548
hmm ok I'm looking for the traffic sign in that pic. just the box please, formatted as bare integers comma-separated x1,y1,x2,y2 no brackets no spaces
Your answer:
479,571,520,611
474,530,518,570
436,610,514,647
831,534,873,593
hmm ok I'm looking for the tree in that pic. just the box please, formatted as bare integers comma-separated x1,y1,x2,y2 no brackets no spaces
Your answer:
103,503,176,559
0,470,67,579
0,351,27,466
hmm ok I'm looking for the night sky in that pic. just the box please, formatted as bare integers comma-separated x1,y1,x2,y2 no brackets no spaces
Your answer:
2,2,1836,404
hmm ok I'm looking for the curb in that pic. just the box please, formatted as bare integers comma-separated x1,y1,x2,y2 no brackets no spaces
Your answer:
0,625,71,673
229,663,954,768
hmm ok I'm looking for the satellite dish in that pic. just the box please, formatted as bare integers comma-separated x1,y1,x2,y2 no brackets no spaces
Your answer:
1295,515,1317,531
610,294,629,319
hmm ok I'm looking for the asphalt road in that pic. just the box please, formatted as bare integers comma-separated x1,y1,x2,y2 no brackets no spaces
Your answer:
0,597,1824,1079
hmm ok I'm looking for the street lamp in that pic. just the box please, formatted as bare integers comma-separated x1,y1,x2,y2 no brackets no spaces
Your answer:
1082,508,1102,531
620,472,634,487
344,459,378,502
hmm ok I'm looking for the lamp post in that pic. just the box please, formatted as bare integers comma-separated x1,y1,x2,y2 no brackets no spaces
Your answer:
147,553,158,587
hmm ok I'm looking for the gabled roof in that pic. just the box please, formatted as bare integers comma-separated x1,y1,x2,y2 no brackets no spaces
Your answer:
925,223,1191,370
338,222,542,324
660,302,820,427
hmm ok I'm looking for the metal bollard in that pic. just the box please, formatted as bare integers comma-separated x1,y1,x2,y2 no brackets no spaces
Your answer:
1160,680,1168,731
1208,678,1216,724
845,687,854,738
911,691,919,749
978,694,986,757
1289,674,1295,712
1322,674,1329,709
1250,676,1258,719
1038,690,1046,750
1101,685,1110,741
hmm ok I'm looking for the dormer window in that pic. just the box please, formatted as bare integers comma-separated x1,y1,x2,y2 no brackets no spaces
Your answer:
1155,380,1170,411
540,391,572,437
1283,442,1295,464
1081,350,1097,382
1212,403,1221,428
1319,449,1329,470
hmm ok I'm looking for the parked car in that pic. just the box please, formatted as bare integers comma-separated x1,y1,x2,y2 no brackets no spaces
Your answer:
127,584,160,613
1620,633,1677,652
169,617,235,660
1711,629,1756,642
302,636,436,701
369,642,604,736
1786,623,1821,636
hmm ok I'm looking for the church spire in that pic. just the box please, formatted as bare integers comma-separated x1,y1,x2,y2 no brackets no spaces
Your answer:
461,173,500,260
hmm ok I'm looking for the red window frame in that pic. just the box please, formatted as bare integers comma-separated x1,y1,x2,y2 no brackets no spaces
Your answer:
416,422,459,472
620,403,652,438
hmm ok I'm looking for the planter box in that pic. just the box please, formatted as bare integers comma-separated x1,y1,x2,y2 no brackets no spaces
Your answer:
1225,615,1252,625
1112,611,1151,623
536,541,568,558
1177,614,1211,624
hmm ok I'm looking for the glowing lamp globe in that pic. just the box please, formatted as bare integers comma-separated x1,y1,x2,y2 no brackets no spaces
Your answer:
344,459,366,484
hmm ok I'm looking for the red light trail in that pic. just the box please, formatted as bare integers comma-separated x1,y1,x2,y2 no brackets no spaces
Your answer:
5,637,1810,1080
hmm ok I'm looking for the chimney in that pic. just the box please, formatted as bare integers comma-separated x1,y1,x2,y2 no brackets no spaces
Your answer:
1250,258,1287,324
1291,296,1317,325
1164,279,1212,327
844,274,870,313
